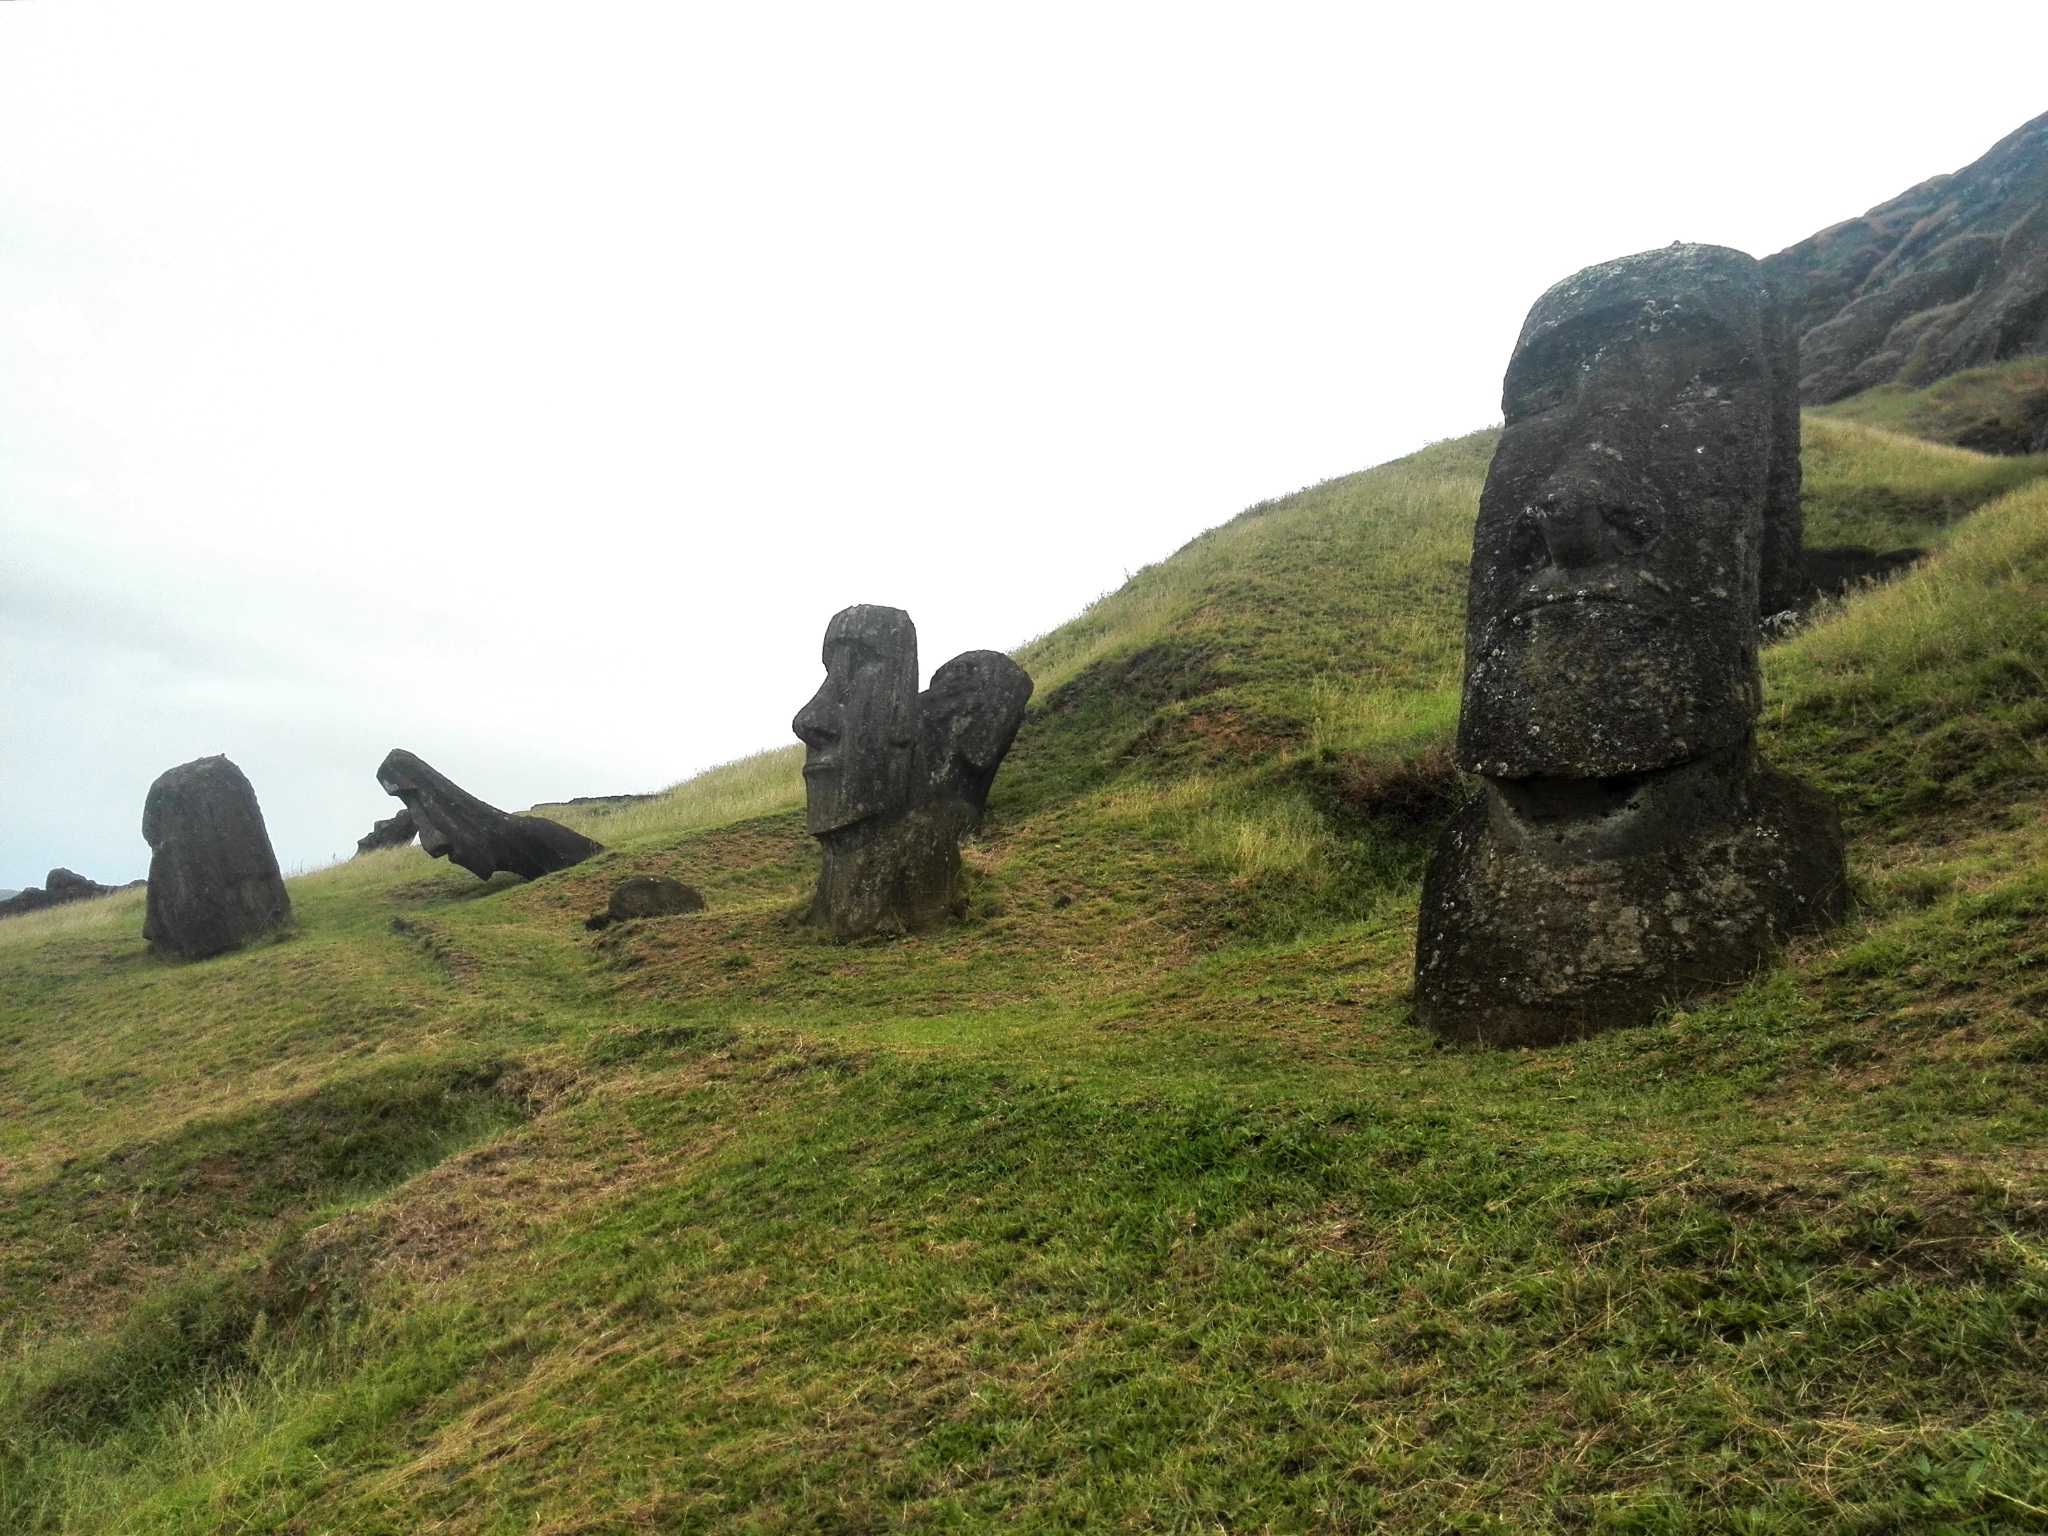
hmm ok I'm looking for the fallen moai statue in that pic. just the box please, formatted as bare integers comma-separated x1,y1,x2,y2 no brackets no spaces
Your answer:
0,868,137,920
375,749,602,881
142,756,294,960
1415,244,1847,1046
793,605,1032,939
354,808,418,856
585,875,705,930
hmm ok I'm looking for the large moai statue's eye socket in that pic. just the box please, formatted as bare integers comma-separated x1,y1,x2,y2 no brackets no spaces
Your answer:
1509,378,1569,419
1510,515,1549,573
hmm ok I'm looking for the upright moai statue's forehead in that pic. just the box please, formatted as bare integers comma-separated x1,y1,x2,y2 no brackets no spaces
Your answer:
1457,243,1801,780
792,604,921,837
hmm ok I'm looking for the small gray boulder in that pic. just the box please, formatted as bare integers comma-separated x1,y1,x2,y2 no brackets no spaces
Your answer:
586,876,705,931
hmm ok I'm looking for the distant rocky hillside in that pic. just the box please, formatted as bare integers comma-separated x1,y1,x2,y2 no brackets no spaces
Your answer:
1766,110,2048,417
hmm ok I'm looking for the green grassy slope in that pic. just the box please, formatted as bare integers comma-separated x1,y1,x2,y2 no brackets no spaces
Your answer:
7,426,2048,1532
1812,357,2048,459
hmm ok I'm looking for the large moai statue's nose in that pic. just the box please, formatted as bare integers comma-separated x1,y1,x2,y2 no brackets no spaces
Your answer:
1529,498,1611,571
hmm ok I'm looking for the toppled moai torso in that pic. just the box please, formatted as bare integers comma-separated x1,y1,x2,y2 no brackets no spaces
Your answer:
793,606,1032,939
1416,245,1846,1046
142,756,294,959
376,750,602,882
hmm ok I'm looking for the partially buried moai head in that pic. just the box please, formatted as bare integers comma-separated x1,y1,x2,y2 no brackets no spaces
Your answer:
1457,244,1800,781
919,650,1034,826
792,604,920,836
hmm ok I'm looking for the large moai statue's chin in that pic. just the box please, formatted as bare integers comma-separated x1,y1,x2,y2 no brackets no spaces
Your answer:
1415,744,1845,1046
1460,598,1761,779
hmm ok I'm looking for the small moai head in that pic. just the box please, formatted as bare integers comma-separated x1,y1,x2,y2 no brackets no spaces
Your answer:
793,604,921,836
1458,244,1799,780
919,650,1034,825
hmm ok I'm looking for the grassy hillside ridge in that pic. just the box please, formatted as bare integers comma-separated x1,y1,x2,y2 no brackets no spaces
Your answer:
7,423,2048,1530
530,744,804,846
1812,356,2048,458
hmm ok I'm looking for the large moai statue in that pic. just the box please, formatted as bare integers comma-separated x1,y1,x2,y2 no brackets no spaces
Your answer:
794,605,1032,938
1415,244,1847,1046
376,750,602,881
142,755,294,959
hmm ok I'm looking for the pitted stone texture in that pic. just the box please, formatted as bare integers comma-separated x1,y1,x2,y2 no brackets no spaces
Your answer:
376,750,601,882
1458,245,1796,781
794,609,1033,939
354,809,418,856
142,756,292,960
1416,749,1845,1045
1422,246,1844,1045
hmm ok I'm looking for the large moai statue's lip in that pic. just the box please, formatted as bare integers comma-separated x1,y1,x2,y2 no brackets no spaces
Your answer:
1506,589,1654,617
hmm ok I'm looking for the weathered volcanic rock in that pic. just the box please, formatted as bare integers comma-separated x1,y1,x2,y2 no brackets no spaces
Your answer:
1418,245,1845,1046
354,808,418,856
793,605,921,840
585,875,705,930
375,750,601,881
793,608,1032,939
1457,245,1794,780
141,756,293,960
1765,111,2048,406
0,867,127,920
1416,746,1845,1046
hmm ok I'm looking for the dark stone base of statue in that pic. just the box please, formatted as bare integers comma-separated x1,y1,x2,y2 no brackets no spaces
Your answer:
1414,743,1845,1046
142,756,294,961
806,812,965,940
376,750,601,882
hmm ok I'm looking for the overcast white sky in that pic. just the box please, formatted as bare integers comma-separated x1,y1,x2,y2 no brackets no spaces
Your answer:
2,2,2043,886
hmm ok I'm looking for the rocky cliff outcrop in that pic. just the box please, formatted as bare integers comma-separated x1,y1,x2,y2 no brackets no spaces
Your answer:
1765,111,2048,409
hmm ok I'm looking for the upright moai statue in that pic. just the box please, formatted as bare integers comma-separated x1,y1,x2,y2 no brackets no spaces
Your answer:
376,750,602,881
794,605,1031,938
142,755,294,959
1415,244,1846,1046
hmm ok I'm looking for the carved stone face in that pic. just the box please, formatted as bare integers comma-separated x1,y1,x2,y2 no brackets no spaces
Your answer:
793,604,920,836
1458,244,1788,780
920,650,1034,823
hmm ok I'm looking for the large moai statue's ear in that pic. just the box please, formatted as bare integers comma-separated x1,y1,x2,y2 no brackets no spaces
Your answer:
920,651,1033,819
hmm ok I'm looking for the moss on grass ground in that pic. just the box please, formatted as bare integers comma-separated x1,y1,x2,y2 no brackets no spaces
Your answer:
8,423,2048,1531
